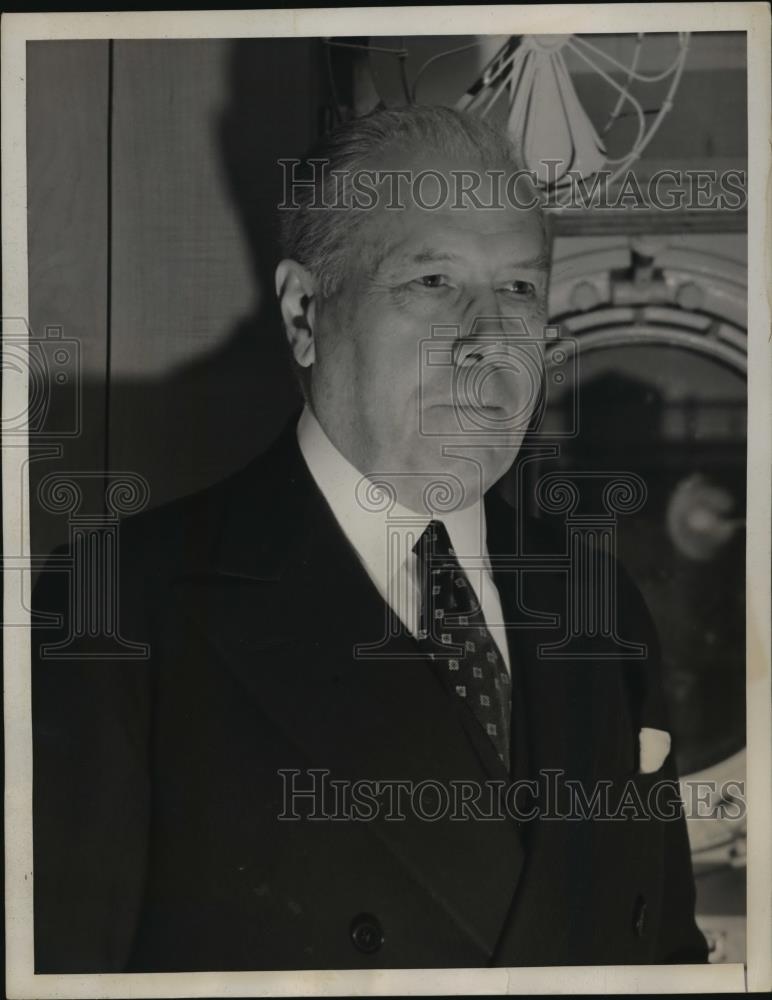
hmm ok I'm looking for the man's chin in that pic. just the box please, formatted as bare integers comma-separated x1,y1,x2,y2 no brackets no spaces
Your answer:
382,441,517,514
421,402,515,436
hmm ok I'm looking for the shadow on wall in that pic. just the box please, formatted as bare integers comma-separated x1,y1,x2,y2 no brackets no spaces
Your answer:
121,37,318,500
31,39,322,561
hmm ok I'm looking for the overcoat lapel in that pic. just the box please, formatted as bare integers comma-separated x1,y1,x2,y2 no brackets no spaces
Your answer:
171,422,527,956
206,421,521,788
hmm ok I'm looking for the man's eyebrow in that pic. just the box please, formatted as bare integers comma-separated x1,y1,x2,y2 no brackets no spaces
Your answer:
409,248,462,265
501,250,552,270
370,245,551,275
369,244,461,276
402,248,552,270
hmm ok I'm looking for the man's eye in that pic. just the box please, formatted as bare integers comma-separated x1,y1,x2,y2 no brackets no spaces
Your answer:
500,280,536,298
415,274,450,289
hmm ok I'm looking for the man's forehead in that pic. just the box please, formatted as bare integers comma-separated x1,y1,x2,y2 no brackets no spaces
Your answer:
365,202,548,273
360,141,535,197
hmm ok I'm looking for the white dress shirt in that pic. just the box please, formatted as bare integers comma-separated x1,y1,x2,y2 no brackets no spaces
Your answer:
296,407,674,774
296,406,511,673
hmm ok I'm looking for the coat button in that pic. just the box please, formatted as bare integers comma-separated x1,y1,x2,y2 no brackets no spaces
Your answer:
632,894,647,938
350,913,384,954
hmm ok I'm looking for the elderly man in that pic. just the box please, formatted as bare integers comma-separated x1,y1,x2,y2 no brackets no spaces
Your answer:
32,105,707,972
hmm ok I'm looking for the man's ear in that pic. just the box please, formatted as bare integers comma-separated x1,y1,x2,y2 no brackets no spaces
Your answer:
275,259,317,368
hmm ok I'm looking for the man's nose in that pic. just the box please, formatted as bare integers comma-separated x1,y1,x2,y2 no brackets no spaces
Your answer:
453,338,488,368
453,288,513,366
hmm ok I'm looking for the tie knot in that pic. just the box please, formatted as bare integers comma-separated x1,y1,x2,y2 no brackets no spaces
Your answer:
414,519,454,562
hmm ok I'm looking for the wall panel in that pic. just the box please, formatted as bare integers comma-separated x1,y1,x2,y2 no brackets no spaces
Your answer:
109,39,317,509
26,40,110,561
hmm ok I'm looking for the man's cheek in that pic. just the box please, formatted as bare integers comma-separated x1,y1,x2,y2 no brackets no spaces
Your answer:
524,303,548,337
387,288,461,327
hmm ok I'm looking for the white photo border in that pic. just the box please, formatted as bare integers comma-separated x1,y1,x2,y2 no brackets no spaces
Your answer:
2,5,769,996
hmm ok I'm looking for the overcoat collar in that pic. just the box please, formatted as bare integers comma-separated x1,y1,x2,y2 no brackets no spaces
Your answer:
177,416,530,957
209,415,524,784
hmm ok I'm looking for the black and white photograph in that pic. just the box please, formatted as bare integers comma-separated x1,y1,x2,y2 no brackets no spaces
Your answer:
2,5,770,996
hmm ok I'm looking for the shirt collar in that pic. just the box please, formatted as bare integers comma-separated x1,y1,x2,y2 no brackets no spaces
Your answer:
296,405,489,596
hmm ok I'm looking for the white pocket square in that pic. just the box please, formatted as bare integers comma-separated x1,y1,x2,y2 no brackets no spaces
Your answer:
638,726,671,774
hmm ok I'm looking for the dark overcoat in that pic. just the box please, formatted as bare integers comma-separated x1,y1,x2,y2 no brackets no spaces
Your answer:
32,420,708,972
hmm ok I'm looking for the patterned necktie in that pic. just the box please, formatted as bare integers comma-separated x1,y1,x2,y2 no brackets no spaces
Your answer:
413,519,511,769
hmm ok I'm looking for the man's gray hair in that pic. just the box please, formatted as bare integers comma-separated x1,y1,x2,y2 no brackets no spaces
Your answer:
279,104,532,298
